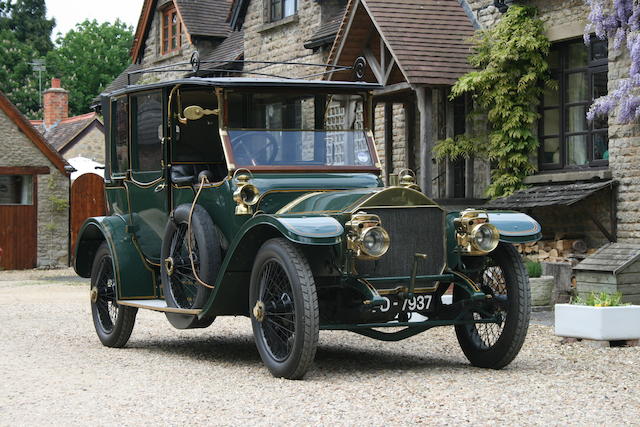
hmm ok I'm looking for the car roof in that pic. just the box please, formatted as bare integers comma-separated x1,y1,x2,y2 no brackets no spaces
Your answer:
104,77,382,98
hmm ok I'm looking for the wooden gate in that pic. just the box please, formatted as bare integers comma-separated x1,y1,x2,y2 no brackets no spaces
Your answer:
70,173,106,254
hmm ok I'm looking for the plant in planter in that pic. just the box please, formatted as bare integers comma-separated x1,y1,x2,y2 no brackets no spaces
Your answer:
555,292,640,341
527,261,554,306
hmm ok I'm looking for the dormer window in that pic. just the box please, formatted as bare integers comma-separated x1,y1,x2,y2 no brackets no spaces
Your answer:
162,3,182,54
269,0,296,22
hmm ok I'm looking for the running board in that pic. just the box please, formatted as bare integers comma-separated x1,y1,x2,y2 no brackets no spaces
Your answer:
118,299,202,315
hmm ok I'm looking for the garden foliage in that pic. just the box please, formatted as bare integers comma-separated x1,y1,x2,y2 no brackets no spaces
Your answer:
434,5,553,198
585,0,640,123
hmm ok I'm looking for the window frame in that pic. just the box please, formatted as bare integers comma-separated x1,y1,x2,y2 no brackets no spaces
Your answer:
161,3,182,55
0,174,34,206
110,96,131,178
539,37,609,171
268,0,297,23
130,89,165,178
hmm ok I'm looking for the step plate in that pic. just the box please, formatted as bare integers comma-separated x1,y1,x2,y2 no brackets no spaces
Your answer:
118,299,202,315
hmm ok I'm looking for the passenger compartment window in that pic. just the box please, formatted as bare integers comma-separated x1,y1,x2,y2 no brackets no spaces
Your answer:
132,91,163,176
112,97,130,175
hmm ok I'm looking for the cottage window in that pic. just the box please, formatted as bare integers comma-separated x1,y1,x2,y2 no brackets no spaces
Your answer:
162,4,182,54
539,38,608,170
0,175,33,205
269,0,296,22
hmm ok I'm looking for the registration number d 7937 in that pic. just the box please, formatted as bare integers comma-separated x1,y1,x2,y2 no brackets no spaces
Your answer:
378,294,433,313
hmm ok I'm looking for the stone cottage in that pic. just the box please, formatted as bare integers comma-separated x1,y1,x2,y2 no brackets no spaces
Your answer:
0,91,71,269
468,0,638,252
31,78,105,163
103,0,243,92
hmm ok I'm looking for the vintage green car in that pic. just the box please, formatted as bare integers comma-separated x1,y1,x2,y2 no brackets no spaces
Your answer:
74,77,541,379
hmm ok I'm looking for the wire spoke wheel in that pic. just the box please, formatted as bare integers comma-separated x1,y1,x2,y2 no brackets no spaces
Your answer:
455,243,531,369
94,255,119,333
250,238,319,379
167,223,201,309
470,264,508,349
90,242,137,348
258,260,296,362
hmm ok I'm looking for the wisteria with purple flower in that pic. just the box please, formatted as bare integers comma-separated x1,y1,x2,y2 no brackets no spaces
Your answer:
585,0,640,123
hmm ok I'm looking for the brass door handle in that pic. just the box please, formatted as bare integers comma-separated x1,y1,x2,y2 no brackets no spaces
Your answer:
154,183,166,193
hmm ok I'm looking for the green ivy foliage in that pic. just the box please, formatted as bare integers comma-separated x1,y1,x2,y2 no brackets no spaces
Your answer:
434,5,554,199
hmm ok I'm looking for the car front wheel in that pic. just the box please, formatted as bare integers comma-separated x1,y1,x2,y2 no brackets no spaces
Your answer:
455,242,531,369
249,238,319,379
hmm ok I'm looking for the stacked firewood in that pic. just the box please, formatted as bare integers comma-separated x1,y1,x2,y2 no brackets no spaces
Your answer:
514,239,595,264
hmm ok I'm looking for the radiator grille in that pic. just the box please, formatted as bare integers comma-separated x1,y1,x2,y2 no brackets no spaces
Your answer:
355,207,445,283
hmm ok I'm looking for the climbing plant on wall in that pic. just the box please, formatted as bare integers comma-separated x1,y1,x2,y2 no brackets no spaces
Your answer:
584,0,640,123
434,5,553,198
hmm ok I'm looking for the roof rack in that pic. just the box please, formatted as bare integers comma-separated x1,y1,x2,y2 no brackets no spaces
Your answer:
127,52,367,85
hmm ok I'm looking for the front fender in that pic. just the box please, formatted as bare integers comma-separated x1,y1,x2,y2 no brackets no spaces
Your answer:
74,216,158,299
199,214,344,317
488,211,542,243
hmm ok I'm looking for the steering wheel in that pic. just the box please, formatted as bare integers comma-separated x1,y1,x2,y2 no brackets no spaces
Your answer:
231,131,279,166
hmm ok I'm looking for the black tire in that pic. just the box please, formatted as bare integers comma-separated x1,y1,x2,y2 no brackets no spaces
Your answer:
161,204,220,310
249,238,319,379
454,242,531,369
90,242,137,348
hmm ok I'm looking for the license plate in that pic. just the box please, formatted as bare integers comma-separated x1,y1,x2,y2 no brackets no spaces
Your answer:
377,294,433,314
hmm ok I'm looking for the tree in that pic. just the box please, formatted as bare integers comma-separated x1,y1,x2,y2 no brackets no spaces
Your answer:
0,29,42,117
0,0,54,117
584,0,640,123
0,0,54,55
434,6,554,198
46,19,133,115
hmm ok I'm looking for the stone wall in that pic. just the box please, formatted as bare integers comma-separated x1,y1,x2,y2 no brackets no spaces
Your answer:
0,110,69,267
242,0,334,78
62,126,106,164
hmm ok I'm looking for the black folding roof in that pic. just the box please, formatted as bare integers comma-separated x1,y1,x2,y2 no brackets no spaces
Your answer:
104,77,382,98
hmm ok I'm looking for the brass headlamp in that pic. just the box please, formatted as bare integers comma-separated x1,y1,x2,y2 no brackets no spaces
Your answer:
233,171,260,215
346,212,390,259
454,209,500,255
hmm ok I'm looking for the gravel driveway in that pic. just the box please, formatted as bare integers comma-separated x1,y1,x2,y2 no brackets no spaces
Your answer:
1,269,639,425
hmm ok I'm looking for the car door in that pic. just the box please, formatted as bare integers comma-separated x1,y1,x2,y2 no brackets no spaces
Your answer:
125,89,168,264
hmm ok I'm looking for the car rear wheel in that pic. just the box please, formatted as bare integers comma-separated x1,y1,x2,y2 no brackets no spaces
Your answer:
161,204,219,310
90,242,137,347
249,238,319,379
455,242,531,369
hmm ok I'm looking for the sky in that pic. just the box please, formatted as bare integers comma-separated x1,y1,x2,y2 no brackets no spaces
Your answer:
46,0,144,40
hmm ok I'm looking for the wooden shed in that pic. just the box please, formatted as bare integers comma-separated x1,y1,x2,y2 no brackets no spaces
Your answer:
574,243,640,304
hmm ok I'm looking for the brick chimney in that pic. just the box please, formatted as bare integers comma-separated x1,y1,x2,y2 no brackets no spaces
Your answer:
43,78,68,127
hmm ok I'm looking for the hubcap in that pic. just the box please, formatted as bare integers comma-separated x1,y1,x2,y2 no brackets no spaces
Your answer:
253,300,265,322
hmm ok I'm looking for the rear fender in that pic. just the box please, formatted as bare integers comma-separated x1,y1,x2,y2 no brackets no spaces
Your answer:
200,214,343,317
74,216,158,299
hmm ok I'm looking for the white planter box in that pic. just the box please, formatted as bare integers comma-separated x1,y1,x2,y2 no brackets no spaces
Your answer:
555,304,640,340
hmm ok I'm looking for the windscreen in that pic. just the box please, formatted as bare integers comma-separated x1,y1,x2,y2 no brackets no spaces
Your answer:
226,92,374,168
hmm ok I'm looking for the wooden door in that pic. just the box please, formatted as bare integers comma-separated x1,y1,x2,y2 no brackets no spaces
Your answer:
70,173,106,254
0,175,37,270
0,204,37,270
